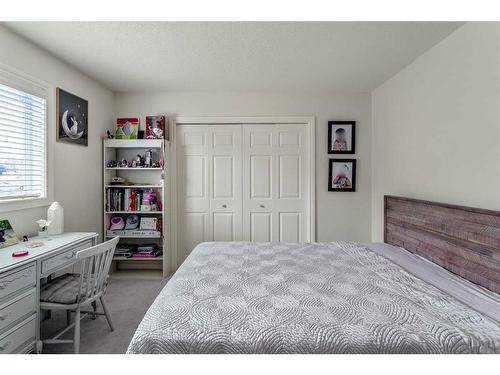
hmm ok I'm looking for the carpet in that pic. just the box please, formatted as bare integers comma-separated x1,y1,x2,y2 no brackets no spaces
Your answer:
40,270,171,354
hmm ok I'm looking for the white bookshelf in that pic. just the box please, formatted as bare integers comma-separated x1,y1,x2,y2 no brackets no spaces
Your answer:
103,138,170,277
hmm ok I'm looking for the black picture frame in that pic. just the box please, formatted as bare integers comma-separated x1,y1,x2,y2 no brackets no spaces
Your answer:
56,87,88,146
328,159,356,192
328,121,355,154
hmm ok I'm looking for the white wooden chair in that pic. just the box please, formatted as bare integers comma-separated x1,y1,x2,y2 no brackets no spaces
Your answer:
39,237,119,354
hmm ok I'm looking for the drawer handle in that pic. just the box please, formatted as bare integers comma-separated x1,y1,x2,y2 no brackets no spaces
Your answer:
260,205,265,208
64,251,76,260
0,314,7,321
222,205,227,208
0,341,11,351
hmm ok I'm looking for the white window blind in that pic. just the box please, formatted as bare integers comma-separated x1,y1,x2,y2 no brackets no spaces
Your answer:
0,82,47,201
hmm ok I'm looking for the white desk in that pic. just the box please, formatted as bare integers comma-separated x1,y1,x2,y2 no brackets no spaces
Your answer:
0,232,97,354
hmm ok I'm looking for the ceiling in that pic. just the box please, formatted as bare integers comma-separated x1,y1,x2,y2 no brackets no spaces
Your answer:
5,22,463,93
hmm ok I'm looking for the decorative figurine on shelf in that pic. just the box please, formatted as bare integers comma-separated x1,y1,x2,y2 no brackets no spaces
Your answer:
106,130,114,139
134,154,143,168
152,160,161,168
118,159,128,168
144,149,153,168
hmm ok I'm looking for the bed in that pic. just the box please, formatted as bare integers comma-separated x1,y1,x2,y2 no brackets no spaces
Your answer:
127,196,500,353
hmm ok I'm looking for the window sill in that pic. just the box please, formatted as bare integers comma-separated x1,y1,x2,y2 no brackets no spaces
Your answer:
0,196,52,214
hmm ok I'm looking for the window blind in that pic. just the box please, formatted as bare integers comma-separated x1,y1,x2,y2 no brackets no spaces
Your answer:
0,82,46,201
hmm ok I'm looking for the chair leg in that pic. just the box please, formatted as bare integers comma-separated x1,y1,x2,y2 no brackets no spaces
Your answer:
100,296,114,332
74,308,80,354
91,301,97,320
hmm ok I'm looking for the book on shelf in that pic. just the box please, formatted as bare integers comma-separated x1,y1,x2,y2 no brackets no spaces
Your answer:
105,187,160,212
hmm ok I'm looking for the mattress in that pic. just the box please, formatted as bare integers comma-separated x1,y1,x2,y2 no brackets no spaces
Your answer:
127,241,500,353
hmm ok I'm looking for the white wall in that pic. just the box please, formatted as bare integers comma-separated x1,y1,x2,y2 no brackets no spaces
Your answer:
371,23,500,241
115,91,372,242
0,26,114,239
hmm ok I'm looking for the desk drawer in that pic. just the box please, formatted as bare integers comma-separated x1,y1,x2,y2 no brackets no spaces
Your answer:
0,316,36,354
0,290,36,334
41,240,91,275
0,264,36,301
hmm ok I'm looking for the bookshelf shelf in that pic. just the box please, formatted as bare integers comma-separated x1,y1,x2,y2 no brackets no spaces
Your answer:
113,256,163,262
105,139,163,148
105,185,163,189
103,138,170,277
105,211,163,215
105,167,162,171
107,235,161,239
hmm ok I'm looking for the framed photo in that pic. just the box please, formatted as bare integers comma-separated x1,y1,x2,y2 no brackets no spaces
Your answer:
115,118,140,139
328,159,356,192
0,219,19,249
56,88,88,146
145,115,167,140
328,121,355,154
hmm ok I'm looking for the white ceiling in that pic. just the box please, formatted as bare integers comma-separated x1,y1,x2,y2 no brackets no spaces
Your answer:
5,22,463,93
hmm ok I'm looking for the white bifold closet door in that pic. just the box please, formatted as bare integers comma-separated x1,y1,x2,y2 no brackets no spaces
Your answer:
177,123,309,262
242,124,309,243
177,125,242,261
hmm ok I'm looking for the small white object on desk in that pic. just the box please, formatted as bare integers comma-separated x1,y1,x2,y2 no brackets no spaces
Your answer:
47,202,64,236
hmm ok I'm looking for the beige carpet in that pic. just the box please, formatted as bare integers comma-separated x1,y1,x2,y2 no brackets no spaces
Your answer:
41,270,171,354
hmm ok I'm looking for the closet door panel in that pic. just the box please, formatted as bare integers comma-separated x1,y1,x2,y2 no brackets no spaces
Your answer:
213,156,234,199
243,124,309,242
177,126,210,263
183,155,207,200
278,155,301,199
250,212,272,242
250,155,272,199
213,212,235,241
279,212,301,243
243,126,276,241
209,126,242,242
181,212,208,260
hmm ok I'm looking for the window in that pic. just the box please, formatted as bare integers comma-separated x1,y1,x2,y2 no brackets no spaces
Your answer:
0,80,47,202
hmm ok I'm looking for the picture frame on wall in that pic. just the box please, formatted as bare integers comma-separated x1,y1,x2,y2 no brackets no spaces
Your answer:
328,121,355,154
328,159,356,192
56,88,88,146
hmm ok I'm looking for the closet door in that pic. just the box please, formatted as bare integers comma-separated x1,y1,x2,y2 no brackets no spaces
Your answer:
209,126,242,242
242,124,309,242
177,126,210,262
177,125,242,262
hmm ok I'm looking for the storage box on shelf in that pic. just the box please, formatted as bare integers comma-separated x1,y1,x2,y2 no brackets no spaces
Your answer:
103,138,170,276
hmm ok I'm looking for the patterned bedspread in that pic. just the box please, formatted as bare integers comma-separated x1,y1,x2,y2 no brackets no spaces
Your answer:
127,242,500,353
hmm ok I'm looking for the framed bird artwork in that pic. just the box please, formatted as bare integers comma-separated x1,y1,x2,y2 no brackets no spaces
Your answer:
56,87,88,146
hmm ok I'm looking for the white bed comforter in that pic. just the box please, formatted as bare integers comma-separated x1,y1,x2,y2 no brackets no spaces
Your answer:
127,241,500,353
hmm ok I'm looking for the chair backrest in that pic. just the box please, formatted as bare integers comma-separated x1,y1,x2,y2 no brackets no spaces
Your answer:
74,237,119,304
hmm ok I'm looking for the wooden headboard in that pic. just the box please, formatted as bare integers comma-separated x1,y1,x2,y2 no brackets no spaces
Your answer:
384,195,500,294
